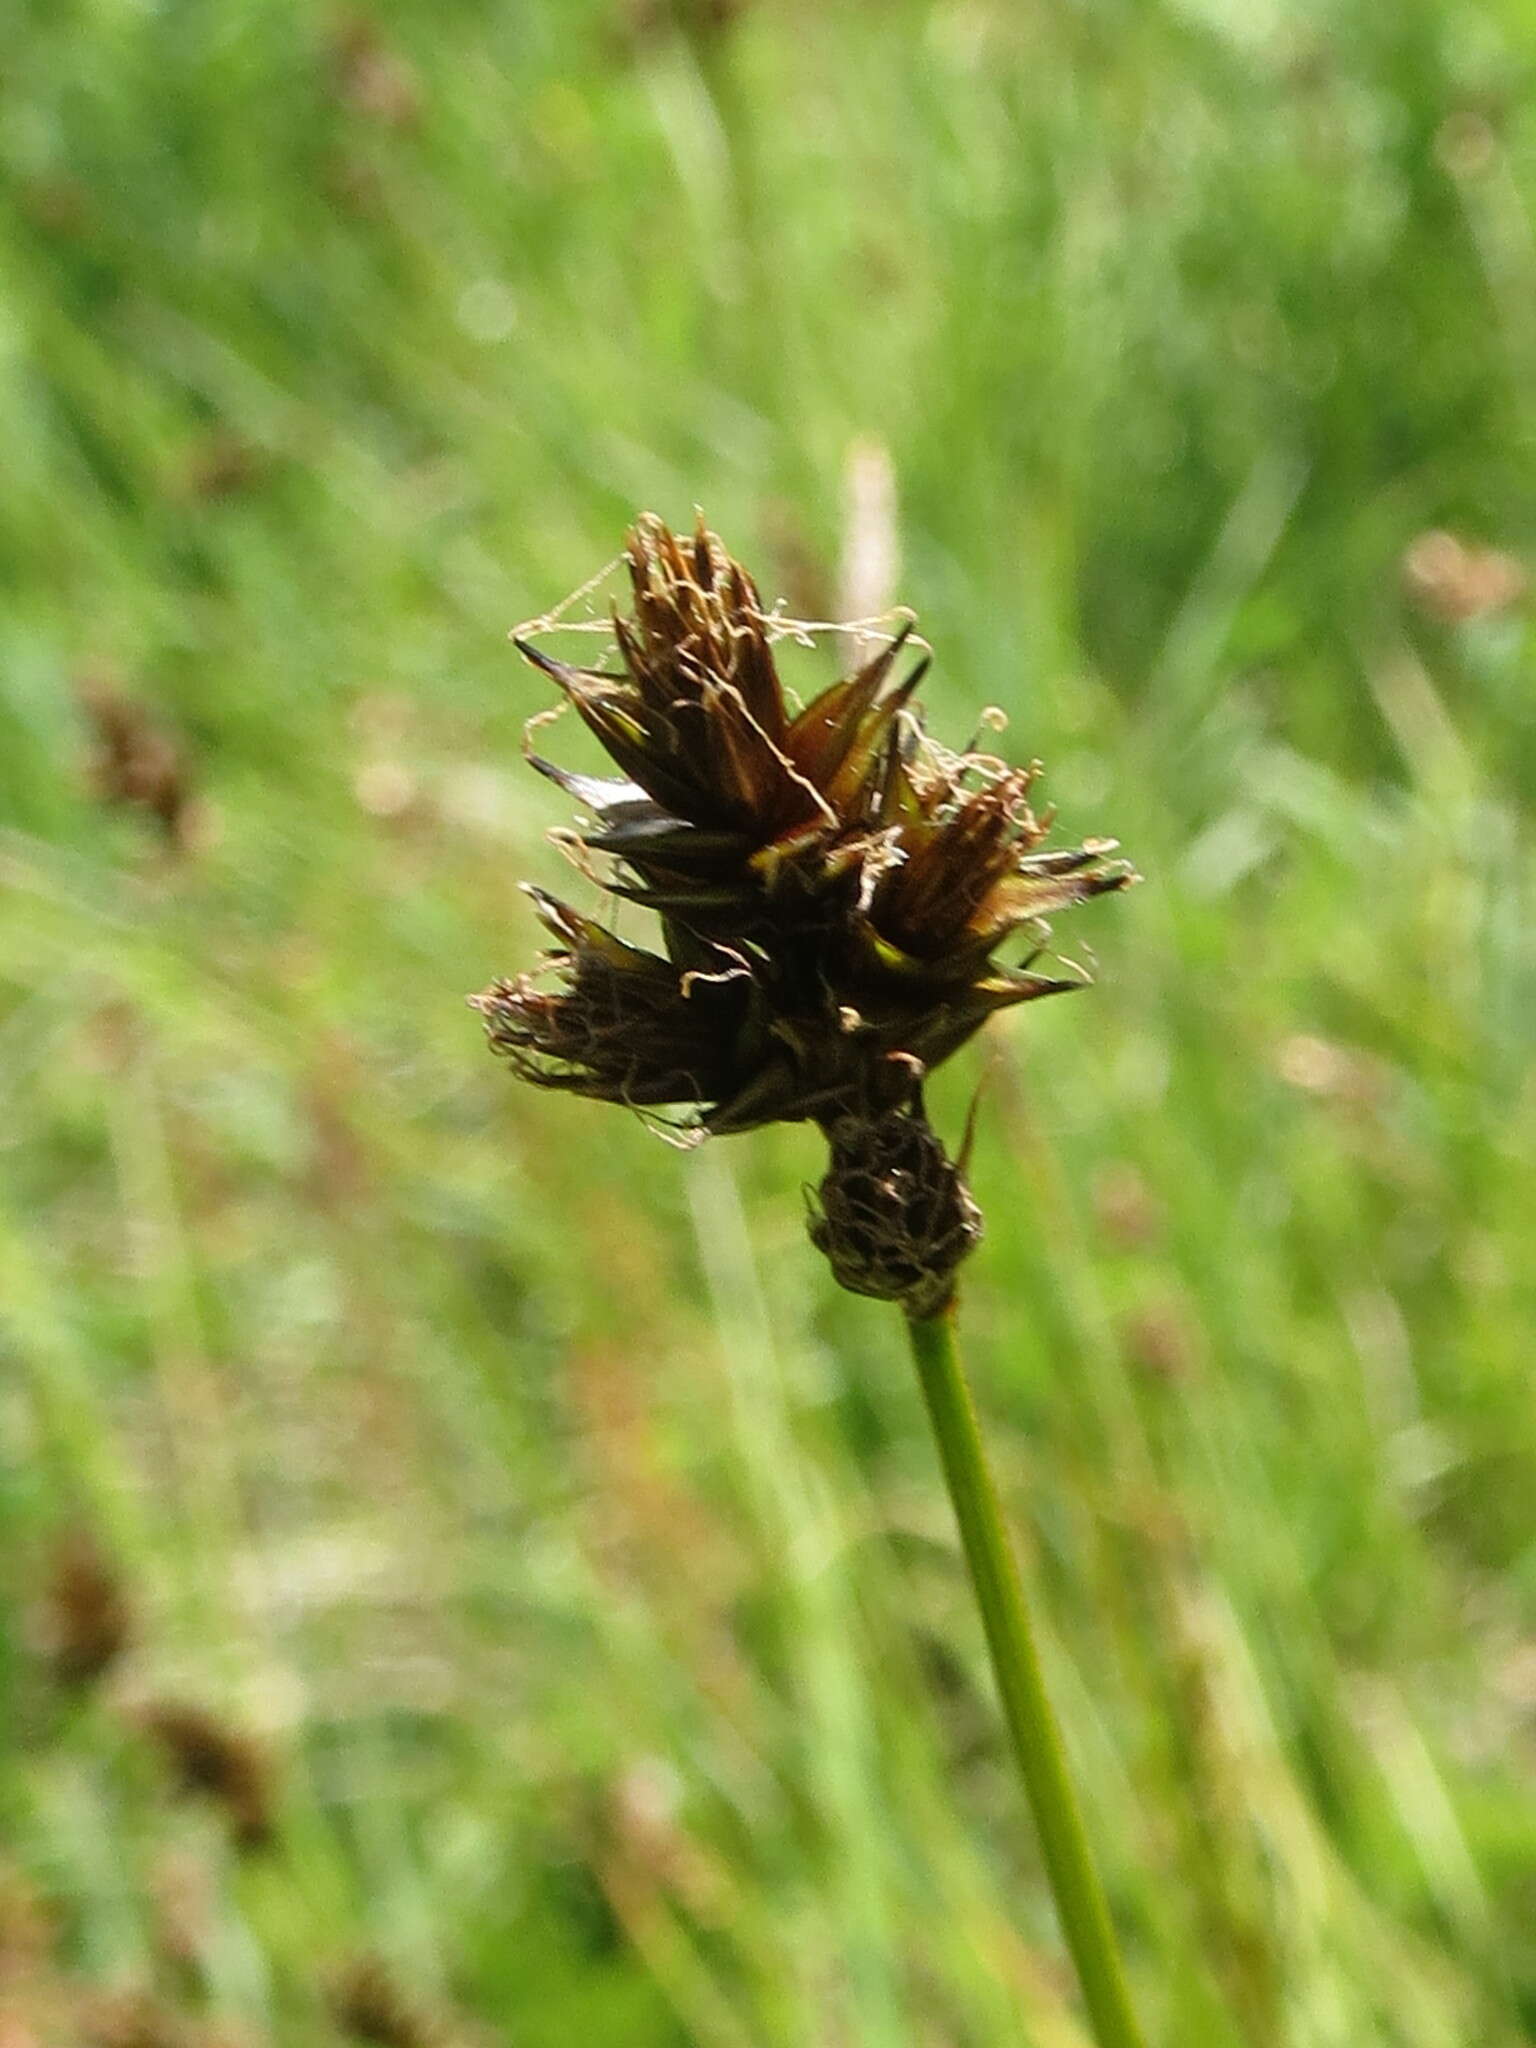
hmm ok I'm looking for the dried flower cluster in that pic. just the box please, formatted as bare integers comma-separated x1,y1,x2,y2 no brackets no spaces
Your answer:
78,674,199,850
137,1704,276,1851
328,1954,446,2047
42,1526,131,1690
474,516,1133,1313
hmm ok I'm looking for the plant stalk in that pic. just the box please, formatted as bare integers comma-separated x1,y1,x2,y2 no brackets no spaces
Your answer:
906,1306,1147,2048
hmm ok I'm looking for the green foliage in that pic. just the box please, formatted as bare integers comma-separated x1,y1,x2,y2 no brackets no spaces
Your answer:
3,0,1535,2041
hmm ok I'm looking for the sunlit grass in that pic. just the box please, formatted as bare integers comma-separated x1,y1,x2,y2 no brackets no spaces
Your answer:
3,0,1535,2042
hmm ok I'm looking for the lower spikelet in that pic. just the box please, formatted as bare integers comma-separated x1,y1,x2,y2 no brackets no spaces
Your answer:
808,1109,982,1319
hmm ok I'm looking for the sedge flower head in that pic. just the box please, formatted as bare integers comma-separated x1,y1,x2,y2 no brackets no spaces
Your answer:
473,515,1135,1311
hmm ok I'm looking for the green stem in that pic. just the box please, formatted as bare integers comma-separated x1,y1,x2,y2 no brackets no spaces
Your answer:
906,1306,1147,2048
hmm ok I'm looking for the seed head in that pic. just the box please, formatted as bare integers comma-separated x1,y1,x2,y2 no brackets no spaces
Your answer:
475,515,1135,1301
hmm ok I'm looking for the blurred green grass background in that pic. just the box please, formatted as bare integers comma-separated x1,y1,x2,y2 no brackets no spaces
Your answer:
4,1,1536,2042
